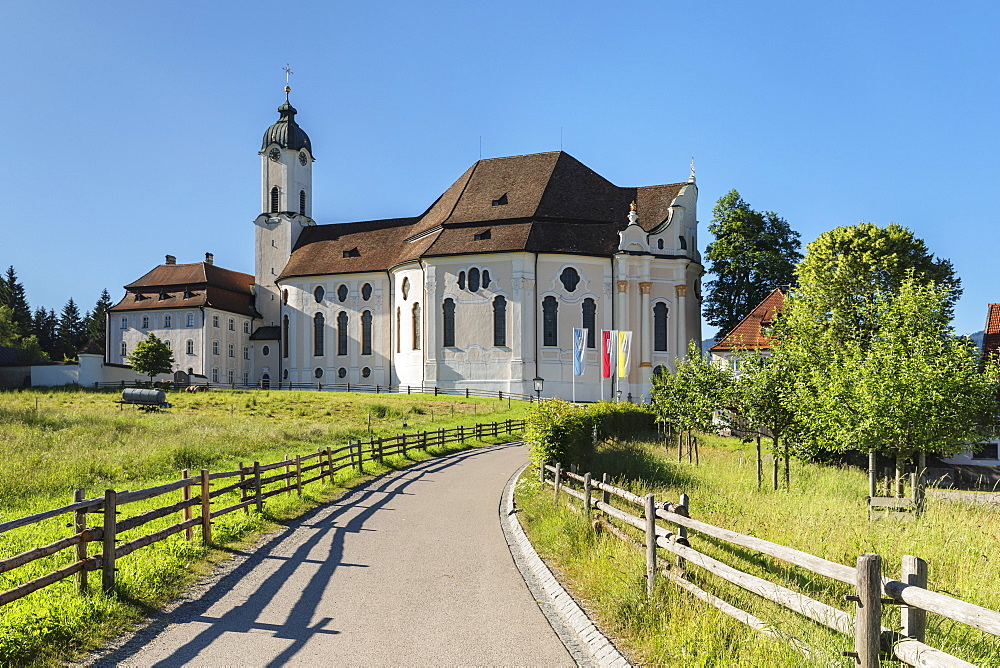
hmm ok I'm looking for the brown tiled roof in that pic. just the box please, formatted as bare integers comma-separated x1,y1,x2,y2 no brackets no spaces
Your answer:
710,289,785,352
280,151,690,279
110,261,258,318
984,304,1000,357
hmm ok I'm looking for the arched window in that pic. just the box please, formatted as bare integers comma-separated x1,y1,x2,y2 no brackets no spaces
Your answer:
442,298,456,347
243,346,249,360
542,296,558,346
362,283,372,300
362,310,372,355
582,298,596,348
412,303,421,350
396,307,401,353
186,340,194,355
282,289,289,304
314,313,325,356
482,269,491,289
243,371,249,385
228,343,235,358
299,190,306,215
282,314,289,358
228,369,235,384
560,267,580,292
270,186,280,213
469,268,480,292
654,302,668,351
337,285,349,302
457,271,466,290
493,296,507,347
212,368,219,383
337,312,348,355
228,318,235,331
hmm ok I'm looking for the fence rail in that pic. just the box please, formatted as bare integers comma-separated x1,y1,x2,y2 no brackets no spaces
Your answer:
92,380,538,402
542,462,996,667
0,419,524,609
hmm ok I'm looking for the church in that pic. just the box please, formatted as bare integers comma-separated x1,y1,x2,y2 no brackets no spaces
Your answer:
108,90,703,401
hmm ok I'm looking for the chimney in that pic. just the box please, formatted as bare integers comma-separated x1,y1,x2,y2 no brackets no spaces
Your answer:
165,255,176,265
205,252,214,265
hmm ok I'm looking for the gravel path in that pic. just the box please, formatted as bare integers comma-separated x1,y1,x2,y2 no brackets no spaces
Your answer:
90,442,573,667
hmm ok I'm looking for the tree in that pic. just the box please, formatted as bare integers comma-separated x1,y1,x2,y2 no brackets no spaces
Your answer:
703,190,802,338
0,266,32,338
84,289,113,351
651,341,734,436
791,222,960,347
56,298,86,359
31,307,58,358
128,333,175,381
0,305,47,362
778,278,998,490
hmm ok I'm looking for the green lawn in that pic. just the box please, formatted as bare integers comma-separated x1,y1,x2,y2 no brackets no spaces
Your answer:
0,386,527,665
515,434,1000,667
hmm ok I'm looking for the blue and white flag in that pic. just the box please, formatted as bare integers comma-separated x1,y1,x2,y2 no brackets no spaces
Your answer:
573,328,587,376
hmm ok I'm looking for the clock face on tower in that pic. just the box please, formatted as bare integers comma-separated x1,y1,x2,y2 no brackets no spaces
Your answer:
299,151,307,166
269,148,280,162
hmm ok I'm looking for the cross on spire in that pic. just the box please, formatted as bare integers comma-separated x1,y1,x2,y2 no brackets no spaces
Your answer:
283,64,293,102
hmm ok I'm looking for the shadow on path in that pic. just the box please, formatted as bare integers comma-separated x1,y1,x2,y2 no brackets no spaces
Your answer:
92,441,522,667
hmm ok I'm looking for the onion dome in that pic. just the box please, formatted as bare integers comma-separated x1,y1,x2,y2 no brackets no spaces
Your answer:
261,100,312,155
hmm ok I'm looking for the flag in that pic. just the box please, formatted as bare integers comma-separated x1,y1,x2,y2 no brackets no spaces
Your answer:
573,328,587,376
617,330,632,378
601,330,616,378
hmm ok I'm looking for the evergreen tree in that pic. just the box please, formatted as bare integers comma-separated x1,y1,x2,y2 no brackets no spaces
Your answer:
31,308,59,358
85,289,113,351
702,190,802,339
56,298,86,359
0,266,32,338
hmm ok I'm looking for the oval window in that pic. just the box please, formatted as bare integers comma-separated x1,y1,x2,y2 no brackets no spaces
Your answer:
362,367,371,378
314,368,324,379
560,267,580,292
657,239,664,250
469,268,480,292
338,367,347,379
457,272,465,290
314,286,325,303
262,345,270,356
482,269,491,289
362,283,372,300
337,285,349,302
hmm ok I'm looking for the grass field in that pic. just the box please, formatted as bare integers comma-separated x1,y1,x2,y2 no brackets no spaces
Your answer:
515,434,1000,667
0,386,528,665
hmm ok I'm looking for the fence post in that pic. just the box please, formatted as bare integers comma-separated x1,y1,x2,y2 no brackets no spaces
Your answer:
583,472,592,516
327,448,334,479
102,489,117,594
182,468,193,541
602,472,610,505
868,450,877,500
901,555,928,642
296,455,303,495
200,469,212,545
854,553,883,667
554,463,562,504
254,462,263,513
74,489,88,594
911,471,925,514
645,494,656,598
284,456,291,495
678,493,690,571
539,461,546,487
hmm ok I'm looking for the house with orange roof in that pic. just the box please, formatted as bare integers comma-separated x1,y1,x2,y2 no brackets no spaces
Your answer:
708,288,784,373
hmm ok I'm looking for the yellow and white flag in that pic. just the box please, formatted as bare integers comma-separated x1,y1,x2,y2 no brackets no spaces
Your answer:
617,330,632,378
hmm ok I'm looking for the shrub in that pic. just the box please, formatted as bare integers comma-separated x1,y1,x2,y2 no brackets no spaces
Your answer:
525,400,657,469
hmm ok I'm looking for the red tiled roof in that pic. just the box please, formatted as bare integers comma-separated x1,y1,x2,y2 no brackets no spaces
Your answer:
279,151,691,279
984,304,1000,357
710,289,785,352
110,261,258,318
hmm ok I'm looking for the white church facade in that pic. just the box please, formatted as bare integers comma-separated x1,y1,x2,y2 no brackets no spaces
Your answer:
108,92,703,401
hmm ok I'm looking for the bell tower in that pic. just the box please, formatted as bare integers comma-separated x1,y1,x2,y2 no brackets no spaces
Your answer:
253,77,315,326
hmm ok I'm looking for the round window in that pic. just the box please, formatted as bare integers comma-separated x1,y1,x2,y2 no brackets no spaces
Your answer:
362,283,372,300
314,367,324,379
337,285,349,302
262,345,270,356
314,286,325,303
401,277,410,300
361,367,371,378
338,367,347,379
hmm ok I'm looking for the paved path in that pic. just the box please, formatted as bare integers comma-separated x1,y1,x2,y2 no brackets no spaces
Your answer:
93,442,573,667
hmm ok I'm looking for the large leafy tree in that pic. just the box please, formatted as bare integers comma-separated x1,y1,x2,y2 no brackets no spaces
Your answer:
128,333,174,381
703,190,802,338
792,222,960,347
0,306,47,362
651,341,734,434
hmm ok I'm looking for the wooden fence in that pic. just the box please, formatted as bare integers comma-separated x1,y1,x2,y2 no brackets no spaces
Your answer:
541,461,1000,667
0,419,524,609
93,381,537,402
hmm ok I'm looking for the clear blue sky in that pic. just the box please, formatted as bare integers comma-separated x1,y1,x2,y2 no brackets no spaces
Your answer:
2,1,996,336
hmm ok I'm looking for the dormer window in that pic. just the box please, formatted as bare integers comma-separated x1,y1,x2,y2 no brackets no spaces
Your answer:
342,247,361,258
491,193,508,206
158,292,169,301
474,229,491,241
